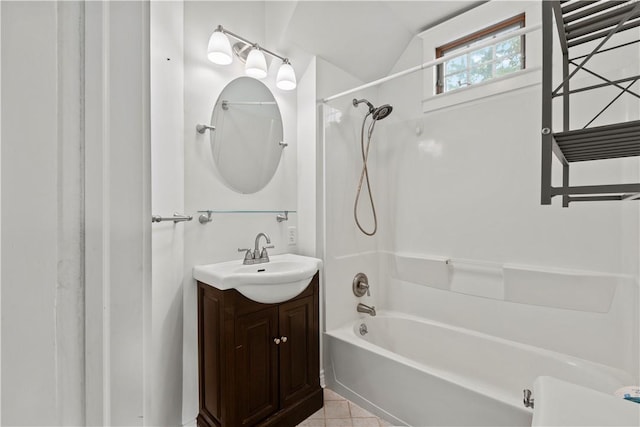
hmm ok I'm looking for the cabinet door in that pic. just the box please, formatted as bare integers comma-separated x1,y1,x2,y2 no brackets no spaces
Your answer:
198,285,223,426
278,295,319,408
236,307,279,426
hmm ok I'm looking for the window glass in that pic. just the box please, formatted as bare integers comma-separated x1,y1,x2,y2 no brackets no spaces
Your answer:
436,14,525,94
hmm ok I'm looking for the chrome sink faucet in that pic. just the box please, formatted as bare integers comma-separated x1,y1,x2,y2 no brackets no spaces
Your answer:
357,303,376,317
238,232,274,265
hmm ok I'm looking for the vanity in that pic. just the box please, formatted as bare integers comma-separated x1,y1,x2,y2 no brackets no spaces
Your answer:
193,71,321,426
194,254,323,427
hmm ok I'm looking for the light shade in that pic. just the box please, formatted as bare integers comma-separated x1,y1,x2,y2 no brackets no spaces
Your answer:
276,61,297,90
245,48,268,79
207,31,232,65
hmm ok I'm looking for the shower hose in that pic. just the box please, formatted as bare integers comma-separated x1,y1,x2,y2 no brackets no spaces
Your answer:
354,112,378,236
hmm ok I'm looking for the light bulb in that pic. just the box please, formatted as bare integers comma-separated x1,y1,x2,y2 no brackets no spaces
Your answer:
245,48,268,79
207,30,232,65
276,60,297,90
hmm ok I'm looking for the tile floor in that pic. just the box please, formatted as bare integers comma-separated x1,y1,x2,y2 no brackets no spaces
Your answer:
297,388,393,427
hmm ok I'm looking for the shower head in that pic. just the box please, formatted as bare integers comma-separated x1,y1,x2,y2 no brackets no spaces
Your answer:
352,98,393,121
372,104,393,121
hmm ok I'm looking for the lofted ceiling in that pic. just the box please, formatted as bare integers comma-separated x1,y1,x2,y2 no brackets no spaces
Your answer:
275,1,484,82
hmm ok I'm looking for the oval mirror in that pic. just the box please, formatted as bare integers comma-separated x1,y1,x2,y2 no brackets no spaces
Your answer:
209,77,284,194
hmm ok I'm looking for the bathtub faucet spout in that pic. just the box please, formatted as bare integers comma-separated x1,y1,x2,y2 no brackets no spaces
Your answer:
357,303,376,317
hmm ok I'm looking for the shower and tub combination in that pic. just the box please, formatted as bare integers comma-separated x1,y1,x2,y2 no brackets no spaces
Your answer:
319,4,639,423
320,91,639,425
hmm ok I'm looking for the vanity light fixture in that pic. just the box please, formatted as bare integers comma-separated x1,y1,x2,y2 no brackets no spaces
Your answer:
276,59,296,91
207,29,233,65
207,25,297,90
245,47,268,79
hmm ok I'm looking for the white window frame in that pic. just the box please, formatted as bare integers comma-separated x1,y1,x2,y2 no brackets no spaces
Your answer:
419,1,542,114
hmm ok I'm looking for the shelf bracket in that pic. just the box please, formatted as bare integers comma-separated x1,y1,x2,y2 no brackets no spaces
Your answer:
196,124,215,134
198,210,213,224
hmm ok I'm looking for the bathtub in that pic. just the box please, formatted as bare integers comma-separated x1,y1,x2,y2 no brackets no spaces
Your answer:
325,311,634,426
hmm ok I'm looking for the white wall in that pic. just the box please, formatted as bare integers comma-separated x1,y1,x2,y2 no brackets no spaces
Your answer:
150,1,185,426
87,3,151,424
379,0,638,274
85,2,151,425
0,3,3,422
2,1,151,425
374,1,639,374
1,3,66,423
181,2,299,423
297,57,318,258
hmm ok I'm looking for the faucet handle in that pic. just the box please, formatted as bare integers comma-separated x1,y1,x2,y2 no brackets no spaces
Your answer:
352,273,370,297
260,245,274,260
238,248,253,261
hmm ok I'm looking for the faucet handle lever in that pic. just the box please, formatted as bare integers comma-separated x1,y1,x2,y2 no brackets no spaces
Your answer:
260,245,274,260
359,281,370,296
352,273,370,297
238,248,253,260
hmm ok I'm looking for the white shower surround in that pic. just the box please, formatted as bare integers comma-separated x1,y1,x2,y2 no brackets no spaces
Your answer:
320,2,640,426
325,311,635,426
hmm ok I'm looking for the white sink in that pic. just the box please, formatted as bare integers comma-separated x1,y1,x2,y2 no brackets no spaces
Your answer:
193,253,322,304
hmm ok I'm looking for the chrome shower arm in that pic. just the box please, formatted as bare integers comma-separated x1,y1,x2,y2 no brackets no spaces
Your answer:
353,98,375,112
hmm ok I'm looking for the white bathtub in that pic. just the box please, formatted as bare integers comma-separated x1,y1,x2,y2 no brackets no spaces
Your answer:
325,311,634,426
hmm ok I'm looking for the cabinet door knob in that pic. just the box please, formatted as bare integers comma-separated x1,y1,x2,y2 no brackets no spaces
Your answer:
280,336,288,343
273,338,281,345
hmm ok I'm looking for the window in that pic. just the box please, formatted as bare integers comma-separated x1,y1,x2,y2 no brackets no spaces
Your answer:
436,14,525,94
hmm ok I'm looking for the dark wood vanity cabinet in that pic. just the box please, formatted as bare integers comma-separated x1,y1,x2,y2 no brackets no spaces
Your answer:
197,272,322,427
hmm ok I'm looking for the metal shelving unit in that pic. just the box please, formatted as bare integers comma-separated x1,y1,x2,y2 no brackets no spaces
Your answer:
541,0,640,206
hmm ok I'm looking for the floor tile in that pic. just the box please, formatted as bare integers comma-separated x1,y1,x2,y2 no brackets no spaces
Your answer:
324,388,347,401
297,419,325,427
349,402,375,418
299,388,392,427
325,418,354,427
324,400,350,419
352,417,380,427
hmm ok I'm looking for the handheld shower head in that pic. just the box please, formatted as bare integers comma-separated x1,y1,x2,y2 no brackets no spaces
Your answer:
353,98,393,120
372,104,393,121
352,97,393,237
